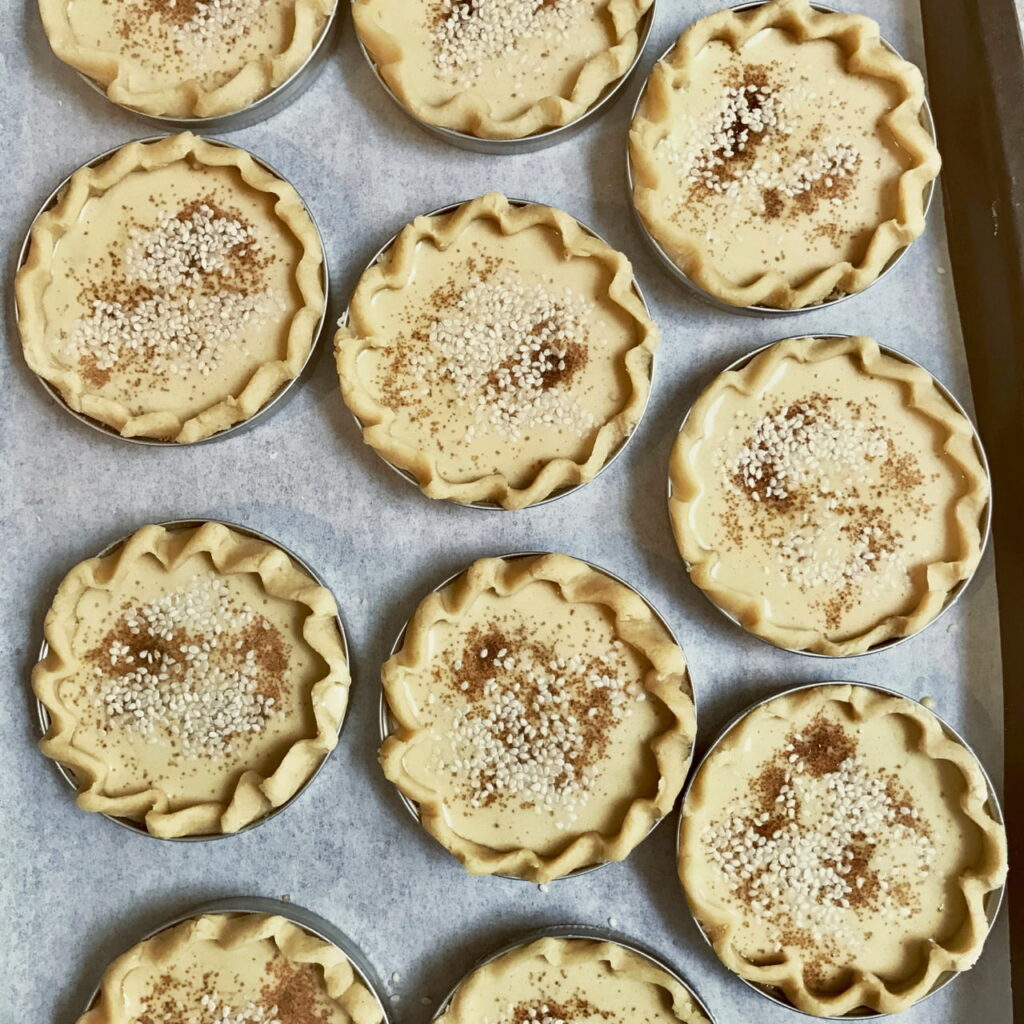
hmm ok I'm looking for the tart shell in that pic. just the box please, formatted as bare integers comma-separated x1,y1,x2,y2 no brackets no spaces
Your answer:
380,553,696,882
33,521,350,839
38,0,337,119
668,335,989,656
677,683,1008,1016
629,0,942,310
335,192,657,510
15,133,326,444
78,911,383,1024
352,0,653,140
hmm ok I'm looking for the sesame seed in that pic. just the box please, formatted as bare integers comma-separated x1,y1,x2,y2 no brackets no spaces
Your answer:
197,993,281,1024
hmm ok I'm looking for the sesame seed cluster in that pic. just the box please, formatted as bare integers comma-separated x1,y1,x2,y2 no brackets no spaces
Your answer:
715,396,911,605
397,269,596,443
703,716,935,956
434,627,646,825
171,0,265,58
193,993,282,1024
67,201,282,382
87,574,286,760
432,0,585,85
659,71,863,225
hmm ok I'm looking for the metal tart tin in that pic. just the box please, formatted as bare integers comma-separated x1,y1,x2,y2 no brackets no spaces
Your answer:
677,681,1006,1019
430,924,717,1023
79,896,392,1023
351,0,656,154
626,2,938,317
34,518,350,843
667,334,992,658
14,135,330,447
379,550,697,881
72,3,342,133
339,198,655,510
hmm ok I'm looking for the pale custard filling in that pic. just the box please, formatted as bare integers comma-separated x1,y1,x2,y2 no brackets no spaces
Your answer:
686,353,968,642
363,0,621,122
111,921,355,1023
390,580,670,855
66,0,304,97
684,696,985,989
58,551,323,809
40,159,303,432
354,217,639,487
440,940,710,1024
648,28,910,284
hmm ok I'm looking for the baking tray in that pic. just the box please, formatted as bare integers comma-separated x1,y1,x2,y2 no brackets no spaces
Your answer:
0,0,1015,1022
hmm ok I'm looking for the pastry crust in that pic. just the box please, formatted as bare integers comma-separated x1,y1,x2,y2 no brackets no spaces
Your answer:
38,0,336,119
78,912,383,1024
380,553,696,881
668,336,989,656
678,684,1008,1016
335,193,656,510
437,937,710,1023
33,521,350,838
16,133,325,444
629,0,941,309
352,0,652,139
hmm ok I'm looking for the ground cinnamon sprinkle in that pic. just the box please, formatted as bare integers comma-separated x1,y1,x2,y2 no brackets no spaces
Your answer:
704,709,936,984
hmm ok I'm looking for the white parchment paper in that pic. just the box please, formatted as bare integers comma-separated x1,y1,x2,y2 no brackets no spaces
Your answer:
0,1,1010,1021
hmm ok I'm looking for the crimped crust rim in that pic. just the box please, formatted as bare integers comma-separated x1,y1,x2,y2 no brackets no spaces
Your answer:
78,912,383,1024
667,335,989,656
38,0,337,118
15,133,325,444
629,0,942,309
33,521,350,839
437,936,711,1023
352,0,652,140
677,683,1008,1016
335,192,657,510
379,552,696,882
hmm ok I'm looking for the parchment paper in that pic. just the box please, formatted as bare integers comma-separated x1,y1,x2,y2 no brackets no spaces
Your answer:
0,1,1010,1021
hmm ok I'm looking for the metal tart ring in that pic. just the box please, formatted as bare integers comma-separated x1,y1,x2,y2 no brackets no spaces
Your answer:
34,518,351,843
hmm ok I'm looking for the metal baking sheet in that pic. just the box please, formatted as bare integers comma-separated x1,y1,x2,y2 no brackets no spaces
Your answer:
0,2,1010,1022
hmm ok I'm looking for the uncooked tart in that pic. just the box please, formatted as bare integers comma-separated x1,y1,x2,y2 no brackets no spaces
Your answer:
39,0,336,119
629,0,941,309
33,521,350,838
380,553,696,881
678,683,1007,1016
77,912,383,1024
352,0,653,140
437,936,710,1023
336,192,656,510
16,133,325,443
668,335,988,656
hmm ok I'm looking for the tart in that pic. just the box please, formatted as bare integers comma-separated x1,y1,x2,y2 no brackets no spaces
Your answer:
352,0,652,140
336,193,656,510
668,335,988,656
78,912,383,1023
16,133,325,444
33,521,349,838
629,0,941,309
678,683,1008,1016
437,936,710,1023
380,553,695,881
38,0,336,119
